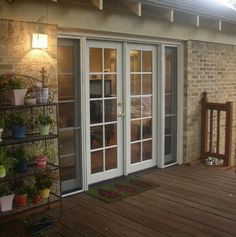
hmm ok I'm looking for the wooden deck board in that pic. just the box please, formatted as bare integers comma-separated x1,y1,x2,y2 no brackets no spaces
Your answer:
1,164,236,237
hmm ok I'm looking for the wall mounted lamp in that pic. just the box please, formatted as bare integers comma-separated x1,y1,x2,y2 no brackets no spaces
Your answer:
32,33,48,49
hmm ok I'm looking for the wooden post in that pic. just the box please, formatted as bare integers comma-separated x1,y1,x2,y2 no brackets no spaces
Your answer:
225,101,233,166
201,92,208,162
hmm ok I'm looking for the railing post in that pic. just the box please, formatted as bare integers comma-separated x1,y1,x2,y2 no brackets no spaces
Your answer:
225,101,233,166
201,92,208,162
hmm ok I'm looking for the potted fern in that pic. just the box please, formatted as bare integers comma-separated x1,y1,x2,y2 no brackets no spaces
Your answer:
0,185,14,212
12,146,32,173
0,117,5,142
36,113,53,136
14,184,31,208
6,76,27,106
28,184,41,204
35,172,53,199
8,111,31,139
0,147,15,178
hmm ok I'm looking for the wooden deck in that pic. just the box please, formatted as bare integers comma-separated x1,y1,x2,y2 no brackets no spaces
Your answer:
2,164,236,237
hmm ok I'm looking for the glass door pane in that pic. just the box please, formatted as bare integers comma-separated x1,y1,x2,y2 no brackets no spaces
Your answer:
58,39,82,193
129,46,155,173
88,42,122,184
164,47,177,165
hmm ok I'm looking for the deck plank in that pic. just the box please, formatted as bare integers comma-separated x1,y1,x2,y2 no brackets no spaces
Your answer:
1,164,236,237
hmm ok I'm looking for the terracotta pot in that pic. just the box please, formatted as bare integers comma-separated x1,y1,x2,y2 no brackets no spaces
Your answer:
36,155,48,169
15,194,28,208
41,189,50,199
9,89,27,106
0,194,14,212
33,194,42,204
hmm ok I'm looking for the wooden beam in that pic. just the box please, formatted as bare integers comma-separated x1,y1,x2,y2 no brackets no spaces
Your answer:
90,0,103,10
193,15,200,27
121,0,142,16
165,9,174,23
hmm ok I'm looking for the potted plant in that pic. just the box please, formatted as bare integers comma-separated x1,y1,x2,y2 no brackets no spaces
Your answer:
12,146,32,173
6,76,27,106
35,172,53,199
0,147,15,178
7,111,31,139
36,113,53,136
25,92,36,105
36,147,56,169
28,184,41,204
0,185,14,212
14,184,31,208
0,117,5,142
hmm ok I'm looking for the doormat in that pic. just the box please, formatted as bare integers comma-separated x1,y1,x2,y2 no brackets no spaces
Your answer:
86,178,159,203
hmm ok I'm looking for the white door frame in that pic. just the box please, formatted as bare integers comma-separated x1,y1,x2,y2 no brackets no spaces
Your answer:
85,40,123,185
59,34,183,191
125,43,158,174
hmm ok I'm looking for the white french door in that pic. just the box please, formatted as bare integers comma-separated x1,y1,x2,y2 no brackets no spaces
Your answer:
126,44,157,173
86,41,123,184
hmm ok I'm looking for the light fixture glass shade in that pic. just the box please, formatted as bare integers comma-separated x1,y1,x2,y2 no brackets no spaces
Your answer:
32,33,48,49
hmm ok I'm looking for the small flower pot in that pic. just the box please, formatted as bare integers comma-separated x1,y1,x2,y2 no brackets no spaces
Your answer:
0,128,3,142
36,155,48,169
25,98,37,105
39,125,50,136
41,189,50,199
11,125,27,139
32,194,42,204
0,194,14,212
9,89,27,106
16,160,28,173
0,165,6,178
15,194,28,208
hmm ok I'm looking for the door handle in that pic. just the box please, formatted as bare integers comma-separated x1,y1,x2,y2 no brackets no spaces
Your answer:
117,112,126,117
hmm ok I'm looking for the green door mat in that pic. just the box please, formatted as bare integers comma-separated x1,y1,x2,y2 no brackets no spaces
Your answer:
86,178,159,203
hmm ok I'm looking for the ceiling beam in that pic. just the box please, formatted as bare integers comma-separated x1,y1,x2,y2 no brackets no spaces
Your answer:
90,0,103,10
193,15,200,27
121,0,142,16
165,9,174,23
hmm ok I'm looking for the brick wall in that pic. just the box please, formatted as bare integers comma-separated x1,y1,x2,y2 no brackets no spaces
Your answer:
184,40,236,166
0,19,58,100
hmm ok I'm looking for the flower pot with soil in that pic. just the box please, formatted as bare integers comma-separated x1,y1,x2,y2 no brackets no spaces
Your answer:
7,77,27,106
35,172,53,199
14,185,30,208
0,186,14,212
0,147,15,178
7,111,31,139
28,184,42,205
36,113,53,136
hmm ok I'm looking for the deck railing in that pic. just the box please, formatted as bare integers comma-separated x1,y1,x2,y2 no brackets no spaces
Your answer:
201,92,233,166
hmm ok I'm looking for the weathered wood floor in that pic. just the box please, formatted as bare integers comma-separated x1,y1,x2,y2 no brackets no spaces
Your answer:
2,164,236,237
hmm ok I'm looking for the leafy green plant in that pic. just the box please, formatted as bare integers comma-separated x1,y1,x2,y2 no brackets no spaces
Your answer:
10,146,32,162
27,146,57,163
16,184,31,195
6,77,25,90
0,147,15,172
7,111,31,127
0,117,5,128
35,172,53,189
28,184,40,199
0,185,12,197
36,113,53,126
